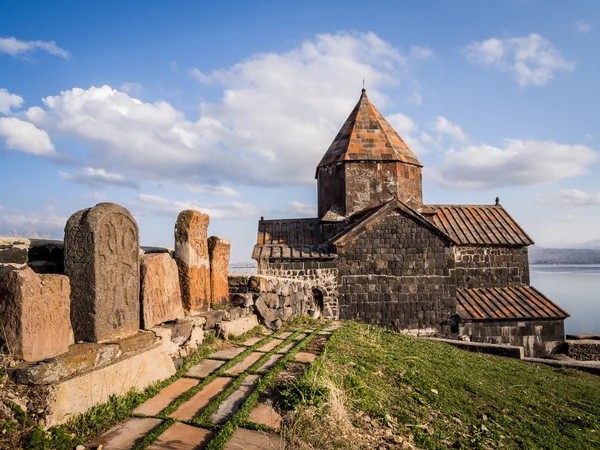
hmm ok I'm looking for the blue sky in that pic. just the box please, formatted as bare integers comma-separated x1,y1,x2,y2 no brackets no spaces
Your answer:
1,0,599,261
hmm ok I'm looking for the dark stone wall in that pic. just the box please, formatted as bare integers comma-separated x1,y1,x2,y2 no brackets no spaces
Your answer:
336,210,455,332
459,319,564,357
317,164,346,218
453,246,530,289
257,259,338,318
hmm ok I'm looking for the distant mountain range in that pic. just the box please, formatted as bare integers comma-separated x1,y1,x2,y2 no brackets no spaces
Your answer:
529,246,600,265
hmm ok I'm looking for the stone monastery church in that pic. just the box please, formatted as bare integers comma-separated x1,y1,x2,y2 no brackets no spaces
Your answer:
254,89,569,357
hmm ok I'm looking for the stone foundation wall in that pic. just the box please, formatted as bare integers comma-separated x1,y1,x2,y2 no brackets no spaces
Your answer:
337,210,456,333
563,340,600,361
459,319,565,357
452,246,530,289
256,260,338,318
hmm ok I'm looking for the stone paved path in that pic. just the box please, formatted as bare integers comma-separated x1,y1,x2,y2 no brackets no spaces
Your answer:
87,322,342,449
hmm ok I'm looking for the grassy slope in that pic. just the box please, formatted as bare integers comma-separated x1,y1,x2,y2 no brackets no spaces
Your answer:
294,322,600,449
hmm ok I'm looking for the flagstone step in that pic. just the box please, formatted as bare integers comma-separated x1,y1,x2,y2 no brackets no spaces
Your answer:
256,339,283,353
276,342,295,354
186,359,225,378
133,378,199,416
146,422,213,449
277,331,293,339
240,336,265,346
170,377,234,421
208,346,245,359
210,375,260,425
224,352,263,375
294,352,318,363
293,333,307,341
224,428,284,450
88,417,163,449
256,354,283,372
247,398,282,431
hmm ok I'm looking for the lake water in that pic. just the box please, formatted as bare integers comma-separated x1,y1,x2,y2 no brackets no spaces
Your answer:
530,265,600,335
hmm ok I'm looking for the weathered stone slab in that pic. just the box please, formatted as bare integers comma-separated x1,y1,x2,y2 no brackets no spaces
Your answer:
210,375,260,424
294,352,318,363
186,359,225,378
224,352,263,375
256,339,283,353
278,332,292,339
277,343,295,354
208,236,230,308
44,343,175,427
147,422,213,450
0,266,71,362
174,210,211,314
253,294,277,329
220,315,259,339
247,398,282,431
294,333,307,341
133,378,199,416
88,418,163,450
169,377,233,420
241,336,264,347
223,427,283,449
64,202,140,342
140,253,184,329
0,237,30,265
256,354,282,372
195,310,225,329
208,347,245,360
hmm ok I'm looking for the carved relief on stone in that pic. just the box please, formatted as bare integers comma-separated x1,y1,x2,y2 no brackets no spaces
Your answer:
0,266,71,361
64,203,140,342
174,210,211,314
208,236,230,307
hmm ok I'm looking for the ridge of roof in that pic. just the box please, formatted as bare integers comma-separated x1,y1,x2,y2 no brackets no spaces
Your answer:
316,89,422,174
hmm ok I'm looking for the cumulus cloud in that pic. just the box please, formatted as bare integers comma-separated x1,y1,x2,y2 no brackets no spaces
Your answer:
60,167,139,188
22,32,423,189
0,88,24,114
0,205,67,238
432,116,467,142
535,189,600,205
387,113,431,155
289,201,317,216
430,139,598,189
130,194,258,220
0,117,55,156
409,45,435,60
185,185,242,197
120,82,143,94
575,21,593,33
464,33,574,87
0,37,70,59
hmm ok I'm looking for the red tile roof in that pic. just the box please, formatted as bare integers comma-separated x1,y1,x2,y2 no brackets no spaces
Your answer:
457,286,569,321
317,89,422,170
423,205,533,246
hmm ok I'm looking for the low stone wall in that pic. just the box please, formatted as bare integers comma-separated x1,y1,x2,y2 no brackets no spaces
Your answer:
425,337,524,359
228,274,318,329
563,340,600,361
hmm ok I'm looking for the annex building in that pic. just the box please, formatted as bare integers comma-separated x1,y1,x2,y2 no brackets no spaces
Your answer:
253,89,569,357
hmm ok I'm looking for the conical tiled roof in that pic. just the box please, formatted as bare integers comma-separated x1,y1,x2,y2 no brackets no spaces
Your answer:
317,89,422,170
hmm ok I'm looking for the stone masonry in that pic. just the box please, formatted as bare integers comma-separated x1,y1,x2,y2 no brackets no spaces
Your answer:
64,203,140,343
174,210,211,314
0,266,71,361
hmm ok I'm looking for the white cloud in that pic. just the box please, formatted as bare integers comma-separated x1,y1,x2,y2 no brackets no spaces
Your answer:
0,37,69,59
575,21,593,33
0,88,24,114
0,117,55,156
60,167,139,188
432,116,467,142
409,45,435,60
0,205,67,238
131,194,258,220
185,184,242,197
83,192,107,201
430,139,598,189
289,201,317,216
0,204,3,211
120,82,143,94
387,113,428,155
23,32,421,188
464,33,574,87
535,189,600,206
407,92,423,106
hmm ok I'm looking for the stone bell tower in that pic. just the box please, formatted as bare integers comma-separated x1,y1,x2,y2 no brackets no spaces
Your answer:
316,89,423,219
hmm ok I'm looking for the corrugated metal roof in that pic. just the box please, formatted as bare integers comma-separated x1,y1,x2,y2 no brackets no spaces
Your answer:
457,286,569,321
317,89,422,170
423,205,533,246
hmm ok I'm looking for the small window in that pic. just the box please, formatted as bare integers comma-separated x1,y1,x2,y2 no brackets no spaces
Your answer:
312,288,324,312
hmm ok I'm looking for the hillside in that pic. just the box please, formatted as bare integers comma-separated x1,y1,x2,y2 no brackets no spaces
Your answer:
283,322,600,449
529,246,600,265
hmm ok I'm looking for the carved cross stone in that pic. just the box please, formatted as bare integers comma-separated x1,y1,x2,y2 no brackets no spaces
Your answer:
174,210,211,314
208,236,230,308
64,203,140,342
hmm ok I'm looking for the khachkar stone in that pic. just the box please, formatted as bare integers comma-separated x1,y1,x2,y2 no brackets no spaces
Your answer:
64,203,140,342
174,210,211,314
0,266,71,361
140,253,185,329
208,236,230,307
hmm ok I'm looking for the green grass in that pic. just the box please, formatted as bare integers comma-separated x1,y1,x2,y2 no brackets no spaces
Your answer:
291,322,600,449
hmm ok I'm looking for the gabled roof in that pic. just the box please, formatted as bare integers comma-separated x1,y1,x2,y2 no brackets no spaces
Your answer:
422,205,534,246
317,89,422,171
457,286,569,321
330,199,456,247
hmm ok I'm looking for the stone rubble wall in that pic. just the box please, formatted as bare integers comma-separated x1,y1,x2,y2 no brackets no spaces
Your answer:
563,340,600,361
